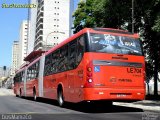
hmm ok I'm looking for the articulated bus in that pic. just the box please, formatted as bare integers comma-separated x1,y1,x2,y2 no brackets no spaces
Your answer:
13,28,145,106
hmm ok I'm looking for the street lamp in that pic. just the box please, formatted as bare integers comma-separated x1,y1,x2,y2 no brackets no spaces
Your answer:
44,31,65,52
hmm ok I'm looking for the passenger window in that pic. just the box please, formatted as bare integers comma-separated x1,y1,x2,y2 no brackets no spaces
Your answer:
58,45,68,72
68,41,77,69
44,55,52,76
52,50,59,73
77,36,85,64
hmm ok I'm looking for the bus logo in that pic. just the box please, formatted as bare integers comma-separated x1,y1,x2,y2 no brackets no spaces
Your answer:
94,66,100,72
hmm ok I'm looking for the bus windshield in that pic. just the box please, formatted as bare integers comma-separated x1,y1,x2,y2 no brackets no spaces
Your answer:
89,33,143,56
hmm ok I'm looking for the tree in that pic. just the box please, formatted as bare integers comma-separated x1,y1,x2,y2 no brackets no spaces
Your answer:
152,16,160,32
72,0,95,33
73,0,160,95
93,0,132,28
140,0,160,95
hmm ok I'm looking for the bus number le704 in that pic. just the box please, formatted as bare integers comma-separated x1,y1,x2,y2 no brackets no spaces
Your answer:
127,67,142,74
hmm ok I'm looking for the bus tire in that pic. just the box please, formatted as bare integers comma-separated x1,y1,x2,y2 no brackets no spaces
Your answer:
57,87,64,107
33,88,37,101
19,89,22,97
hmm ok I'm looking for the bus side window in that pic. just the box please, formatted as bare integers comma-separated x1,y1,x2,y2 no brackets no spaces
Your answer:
58,45,68,72
22,71,24,82
35,61,40,78
44,54,52,76
68,40,77,69
27,68,31,81
77,36,85,65
51,51,59,73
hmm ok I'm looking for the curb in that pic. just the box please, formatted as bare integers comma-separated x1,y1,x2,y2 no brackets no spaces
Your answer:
114,101,160,112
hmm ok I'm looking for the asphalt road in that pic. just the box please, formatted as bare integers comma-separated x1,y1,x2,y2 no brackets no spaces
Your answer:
0,89,159,120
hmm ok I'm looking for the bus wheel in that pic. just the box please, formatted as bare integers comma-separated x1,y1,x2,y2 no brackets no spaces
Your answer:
57,88,64,107
33,89,37,101
19,89,22,97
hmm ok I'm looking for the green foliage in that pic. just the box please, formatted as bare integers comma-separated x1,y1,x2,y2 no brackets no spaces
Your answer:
73,0,95,28
73,0,160,95
152,16,160,32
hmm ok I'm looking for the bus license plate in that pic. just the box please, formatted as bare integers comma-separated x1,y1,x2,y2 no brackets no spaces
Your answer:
117,94,126,97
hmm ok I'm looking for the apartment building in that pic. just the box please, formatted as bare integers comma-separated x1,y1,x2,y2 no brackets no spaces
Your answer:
18,20,28,67
11,41,19,75
27,0,37,55
32,0,74,51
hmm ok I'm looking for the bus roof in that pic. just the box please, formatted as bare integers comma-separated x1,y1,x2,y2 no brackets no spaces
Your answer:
15,65,26,74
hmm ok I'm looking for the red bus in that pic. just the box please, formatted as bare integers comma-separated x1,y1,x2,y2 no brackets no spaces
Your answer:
13,66,26,97
14,28,145,106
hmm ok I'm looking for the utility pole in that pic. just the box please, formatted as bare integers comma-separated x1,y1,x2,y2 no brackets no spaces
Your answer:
132,0,134,33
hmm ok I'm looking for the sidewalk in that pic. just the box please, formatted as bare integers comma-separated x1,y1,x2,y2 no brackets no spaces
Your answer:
0,88,14,96
114,100,160,112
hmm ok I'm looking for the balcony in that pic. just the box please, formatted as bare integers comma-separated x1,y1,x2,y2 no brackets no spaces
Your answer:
37,0,44,9
36,29,43,38
35,35,43,45
36,23,43,33
36,12,43,23
37,8,43,18
34,42,43,51
34,39,43,48
37,5,44,13
36,17,43,27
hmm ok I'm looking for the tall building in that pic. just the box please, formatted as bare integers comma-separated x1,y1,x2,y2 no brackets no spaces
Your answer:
28,0,74,51
18,20,28,67
0,66,10,77
27,0,37,55
11,41,19,75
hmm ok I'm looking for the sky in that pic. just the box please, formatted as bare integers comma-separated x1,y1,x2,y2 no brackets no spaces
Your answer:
0,0,79,67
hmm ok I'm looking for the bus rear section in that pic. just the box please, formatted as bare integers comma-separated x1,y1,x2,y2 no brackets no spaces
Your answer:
83,30,145,102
